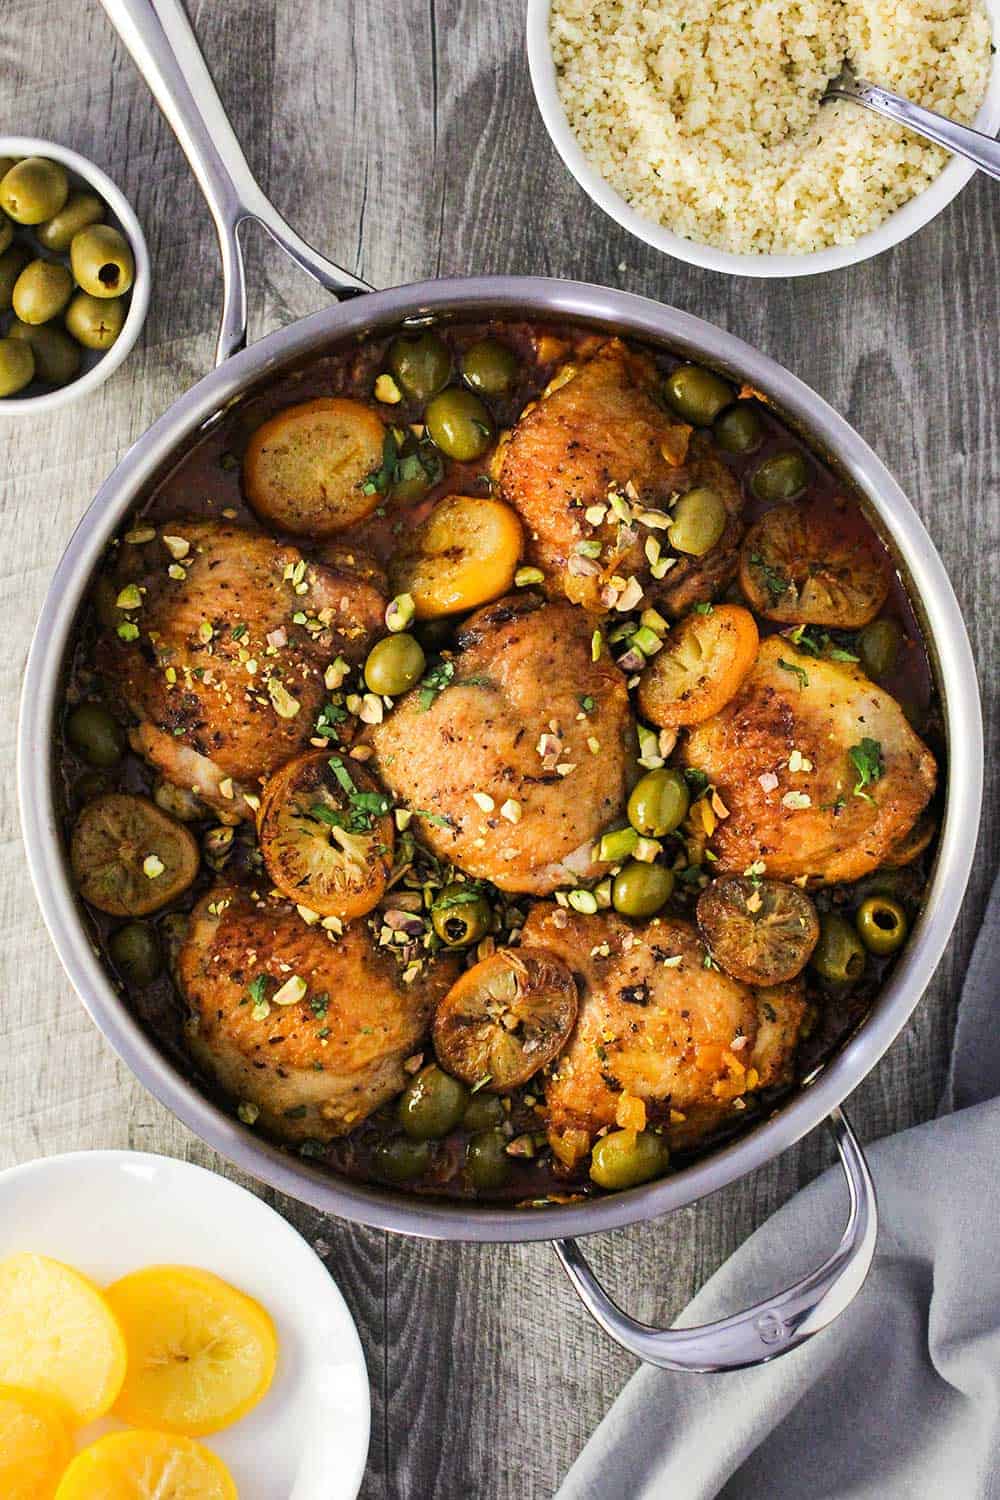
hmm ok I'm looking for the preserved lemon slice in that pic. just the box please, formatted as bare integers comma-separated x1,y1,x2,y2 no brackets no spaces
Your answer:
70,793,200,917
54,1431,237,1500
636,604,759,729
0,1385,74,1500
0,1254,126,1425
389,494,523,618
105,1266,277,1436
243,395,387,536
697,875,820,985
739,502,888,628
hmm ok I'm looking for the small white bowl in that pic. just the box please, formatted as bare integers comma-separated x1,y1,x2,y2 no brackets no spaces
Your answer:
527,0,1000,277
0,1150,370,1500
0,136,150,412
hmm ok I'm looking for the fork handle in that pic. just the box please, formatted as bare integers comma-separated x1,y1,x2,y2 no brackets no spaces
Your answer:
830,76,1000,182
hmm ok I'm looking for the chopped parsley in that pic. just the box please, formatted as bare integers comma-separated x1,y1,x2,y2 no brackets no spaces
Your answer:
432,884,486,911
750,552,790,604
231,622,248,640
413,808,455,829
848,738,883,802
683,768,709,795
314,700,348,739
417,658,455,711
787,624,859,662
327,756,356,794
777,657,809,690
247,974,269,1004
579,695,596,714
693,602,714,615
309,992,330,1020
361,430,400,496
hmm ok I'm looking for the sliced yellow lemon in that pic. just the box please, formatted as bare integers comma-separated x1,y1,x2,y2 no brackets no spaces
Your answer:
53,1430,237,1500
0,1385,74,1500
0,1254,127,1424
105,1265,278,1436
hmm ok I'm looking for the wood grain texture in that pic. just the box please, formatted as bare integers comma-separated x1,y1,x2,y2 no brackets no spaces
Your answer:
1,2,997,1496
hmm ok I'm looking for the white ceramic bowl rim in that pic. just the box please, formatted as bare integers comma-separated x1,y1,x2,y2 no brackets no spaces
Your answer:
526,0,1000,277
0,135,150,413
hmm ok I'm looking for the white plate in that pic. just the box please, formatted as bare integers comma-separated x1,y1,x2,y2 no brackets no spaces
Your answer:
0,1150,370,1500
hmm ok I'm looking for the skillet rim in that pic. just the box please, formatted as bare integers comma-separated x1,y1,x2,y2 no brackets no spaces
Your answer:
17,275,983,1243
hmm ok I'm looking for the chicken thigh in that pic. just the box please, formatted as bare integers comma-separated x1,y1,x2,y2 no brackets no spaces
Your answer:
499,338,744,615
520,904,805,1167
370,594,636,893
680,636,937,884
99,520,385,818
178,884,459,1143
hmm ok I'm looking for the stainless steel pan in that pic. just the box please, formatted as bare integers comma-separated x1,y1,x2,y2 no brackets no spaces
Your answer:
17,0,983,1372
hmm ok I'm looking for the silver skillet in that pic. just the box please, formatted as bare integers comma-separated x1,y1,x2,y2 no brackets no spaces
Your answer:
16,0,983,1372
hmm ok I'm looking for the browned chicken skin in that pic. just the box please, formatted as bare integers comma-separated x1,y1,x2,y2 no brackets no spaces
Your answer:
520,904,805,1166
178,884,459,1143
681,636,937,884
99,520,386,818
499,338,744,615
370,594,637,894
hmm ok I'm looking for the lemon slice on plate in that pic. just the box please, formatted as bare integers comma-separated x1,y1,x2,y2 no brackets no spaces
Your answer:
0,1385,74,1500
0,1254,126,1423
105,1265,278,1436
54,1430,237,1500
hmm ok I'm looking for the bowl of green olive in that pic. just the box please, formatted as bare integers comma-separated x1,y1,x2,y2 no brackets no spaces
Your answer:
0,136,149,413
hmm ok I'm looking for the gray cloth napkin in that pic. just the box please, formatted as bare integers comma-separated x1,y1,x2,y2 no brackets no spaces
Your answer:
557,873,1000,1500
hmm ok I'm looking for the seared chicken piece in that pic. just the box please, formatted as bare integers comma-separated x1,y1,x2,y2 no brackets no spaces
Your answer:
520,904,805,1166
370,595,636,894
99,520,385,818
681,636,936,884
178,885,459,1143
499,338,744,615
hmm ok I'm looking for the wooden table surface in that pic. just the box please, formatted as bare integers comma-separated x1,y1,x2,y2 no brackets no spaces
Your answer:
1,2,997,1496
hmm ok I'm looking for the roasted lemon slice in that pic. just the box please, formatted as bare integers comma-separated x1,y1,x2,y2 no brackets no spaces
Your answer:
388,494,523,618
105,1266,277,1436
739,502,888,628
70,793,200,917
0,1254,126,1424
0,1385,74,1500
697,875,820,985
636,604,758,729
243,395,387,536
258,749,394,921
433,947,578,1091
54,1431,237,1500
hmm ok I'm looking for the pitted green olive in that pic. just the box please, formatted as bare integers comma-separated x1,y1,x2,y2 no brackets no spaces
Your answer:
858,618,902,680
461,339,518,395
811,912,866,984
374,1135,432,1183
664,364,733,426
398,1064,470,1139
12,259,73,325
66,701,125,767
714,402,763,453
750,450,809,502
37,190,105,252
462,1092,505,1131
388,331,450,401
590,1129,671,1190
465,1129,512,1191
0,156,69,225
612,862,675,919
108,922,162,987
8,320,81,385
70,224,134,298
364,633,426,696
65,291,126,350
668,487,727,556
0,336,34,397
856,896,908,956
431,885,492,947
628,769,690,837
425,388,493,462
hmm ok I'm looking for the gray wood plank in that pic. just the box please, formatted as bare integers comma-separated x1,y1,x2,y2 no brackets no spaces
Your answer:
0,2,996,1497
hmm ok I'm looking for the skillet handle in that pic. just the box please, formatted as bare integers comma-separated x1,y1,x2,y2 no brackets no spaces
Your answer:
99,0,371,366
553,1106,877,1372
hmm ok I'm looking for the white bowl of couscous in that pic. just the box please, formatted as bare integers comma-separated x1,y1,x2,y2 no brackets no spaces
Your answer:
527,0,1000,276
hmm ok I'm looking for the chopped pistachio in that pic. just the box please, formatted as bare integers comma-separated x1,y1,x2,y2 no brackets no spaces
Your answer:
374,372,403,404
472,791,496,813
162,534,191,560
237,1101,260,1125
267,678,301,719
272,974,307,1007
142,854,165,879
385,593,416,632
500,798,522,823
568,888,599,915
515,566,545,587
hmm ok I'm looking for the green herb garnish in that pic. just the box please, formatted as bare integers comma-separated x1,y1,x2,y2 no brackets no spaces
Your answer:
417,658,456,711
848,738,883,802
778,657,809,690
361,430,400,496
750,552,790,604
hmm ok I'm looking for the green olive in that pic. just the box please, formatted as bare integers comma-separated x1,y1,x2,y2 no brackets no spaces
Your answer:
856,896,908,956
374,1134,432,1184
714,402,763,453
0,156,69,225
461,338,518,396
750,450,809,502
12,259,74,325
388,330,451,401
70,224,135,298
668,487,727,557
398,1064,470,1139
612,862,675,919
628,768,690,837
108,922,162,987
364,632,426,696
431,885,492,947
590,1129,671,1191
0,336,34,397
37,190,105,252
0,245,30,311
8,320,81,386
811,912,866,984
462,1091,505,1131
466,1129,512,1192
858,618,902,680
664,364,733,426
66,701,125,767
425,387,493,462
65,290,127,351
0,212,12,256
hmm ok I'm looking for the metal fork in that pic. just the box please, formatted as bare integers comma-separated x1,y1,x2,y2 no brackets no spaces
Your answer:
825,65,1000,181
